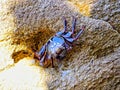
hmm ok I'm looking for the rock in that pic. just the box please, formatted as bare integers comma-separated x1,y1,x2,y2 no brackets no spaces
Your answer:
0,57,48,90
0,0,120,90
70,47,120,90
91,0,120,33
46,47,120,90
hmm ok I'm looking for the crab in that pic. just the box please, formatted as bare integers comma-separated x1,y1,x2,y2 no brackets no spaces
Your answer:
33,17,85,67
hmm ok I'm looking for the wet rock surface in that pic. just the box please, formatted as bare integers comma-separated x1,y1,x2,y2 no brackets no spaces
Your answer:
0,0,120,90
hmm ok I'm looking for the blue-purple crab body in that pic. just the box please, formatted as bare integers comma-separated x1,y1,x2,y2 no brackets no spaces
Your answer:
33,17,85,67
48,36,66,58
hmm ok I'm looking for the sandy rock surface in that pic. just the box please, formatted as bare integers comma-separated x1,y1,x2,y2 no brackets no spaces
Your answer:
91,0,120,33
0,0,120,90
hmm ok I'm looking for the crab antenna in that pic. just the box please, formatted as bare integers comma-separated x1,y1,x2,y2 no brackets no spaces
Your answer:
62,17,67,32
72,16,76,34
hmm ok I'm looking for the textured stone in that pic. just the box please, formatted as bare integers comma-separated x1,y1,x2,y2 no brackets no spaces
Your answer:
91,0,120,33
0,0,120,90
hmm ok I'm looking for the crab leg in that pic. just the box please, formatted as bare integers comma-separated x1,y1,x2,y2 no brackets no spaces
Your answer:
51,57,54,68
39,43,48,63
74,25,85,41
34,52,40,60
38,45,46,57
63,17,67,32
62,17,76,38
72,17,76,34
40,49,47,64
